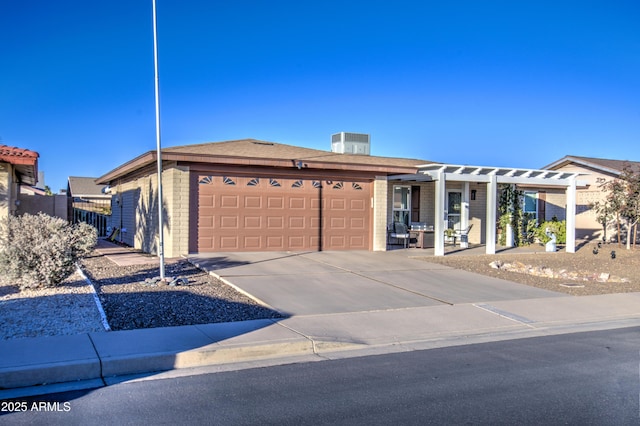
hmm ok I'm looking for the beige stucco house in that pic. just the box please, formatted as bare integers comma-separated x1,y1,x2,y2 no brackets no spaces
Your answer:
0,145,39,221
544,155,640,241
96,138,586,258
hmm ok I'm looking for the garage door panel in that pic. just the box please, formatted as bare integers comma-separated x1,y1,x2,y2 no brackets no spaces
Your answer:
329,235,346,249
267,197,284,209
244,196,262,208
289,216,305,229
200,195,214,207
220,236,238,250
244,216,262,228
289,197,306,209
267,236,284,249
220,216,238,229
350,199,365,210
330,217,346,229
220,195,238,208
288,236,305,249
330,198,346,209
244,236,262,249
199,216,214,228
350,217,365,229
267,216,284,229
196,175,370,252
349,236,366,248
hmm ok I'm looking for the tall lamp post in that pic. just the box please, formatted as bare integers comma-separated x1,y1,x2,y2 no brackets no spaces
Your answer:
152,0,165,280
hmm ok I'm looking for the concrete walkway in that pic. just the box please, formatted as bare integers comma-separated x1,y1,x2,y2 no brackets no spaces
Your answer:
2,244,639,399
94,239,159,266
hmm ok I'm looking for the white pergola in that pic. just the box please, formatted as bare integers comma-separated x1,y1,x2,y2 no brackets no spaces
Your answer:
391,163,586,256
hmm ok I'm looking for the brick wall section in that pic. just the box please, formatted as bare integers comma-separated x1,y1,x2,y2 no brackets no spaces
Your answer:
162,163,190,257
469,184,487,244
109,164,190,258
545,191,566,222
372,177,388,251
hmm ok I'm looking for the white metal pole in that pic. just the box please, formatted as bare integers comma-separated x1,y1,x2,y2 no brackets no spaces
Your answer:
152,0,165,279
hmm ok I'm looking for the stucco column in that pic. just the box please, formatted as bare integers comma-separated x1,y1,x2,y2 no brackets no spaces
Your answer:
485,174,497,255
434,171,445,256
565,176,577,253
505,184,514,248
373,177,388,251
461,181,469,230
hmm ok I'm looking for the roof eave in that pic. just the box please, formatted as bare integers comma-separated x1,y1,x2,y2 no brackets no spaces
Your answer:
96,151,420,184
544,156,622,176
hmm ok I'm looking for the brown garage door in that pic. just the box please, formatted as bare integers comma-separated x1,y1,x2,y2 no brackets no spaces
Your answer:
194,175,371,252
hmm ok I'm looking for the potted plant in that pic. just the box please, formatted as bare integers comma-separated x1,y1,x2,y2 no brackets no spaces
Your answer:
444,228,456,243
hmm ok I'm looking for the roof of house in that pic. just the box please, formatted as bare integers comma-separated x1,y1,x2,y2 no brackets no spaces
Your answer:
544,155,640,175
0,144,39,185
67,176,110,197
97,139,431,184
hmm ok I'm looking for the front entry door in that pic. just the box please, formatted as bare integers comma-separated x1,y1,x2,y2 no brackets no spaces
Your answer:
447,191,462,231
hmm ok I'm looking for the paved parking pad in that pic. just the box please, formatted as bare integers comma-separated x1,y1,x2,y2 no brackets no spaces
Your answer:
190,251,566,316
227,273,443,316
365,269,563,304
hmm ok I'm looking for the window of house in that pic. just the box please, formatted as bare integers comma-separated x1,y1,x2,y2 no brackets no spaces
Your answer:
523,191,538,221
393,186,411,225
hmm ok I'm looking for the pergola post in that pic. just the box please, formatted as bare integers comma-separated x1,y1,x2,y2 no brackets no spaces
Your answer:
461,181,470,231
485,174,497,254
565,176,577,253
434,171,446,256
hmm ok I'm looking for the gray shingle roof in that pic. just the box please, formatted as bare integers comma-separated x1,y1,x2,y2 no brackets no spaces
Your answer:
97,139,432,184
544,155,640,174
162,139,429,168
67,176,110,197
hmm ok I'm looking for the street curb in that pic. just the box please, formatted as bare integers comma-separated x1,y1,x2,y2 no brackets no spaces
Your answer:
2,315,639,399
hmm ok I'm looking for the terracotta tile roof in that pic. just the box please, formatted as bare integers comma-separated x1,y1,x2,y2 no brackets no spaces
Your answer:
0,144,39,185
0,145,39,165
544,155,640,174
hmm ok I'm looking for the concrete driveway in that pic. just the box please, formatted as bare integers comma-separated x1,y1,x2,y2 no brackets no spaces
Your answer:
189,251,564,316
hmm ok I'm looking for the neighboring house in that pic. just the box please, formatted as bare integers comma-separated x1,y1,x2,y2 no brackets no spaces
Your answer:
0,145,39,221
67,176,111,214
544,155,640,241
96,138,585,257
67,176,111,236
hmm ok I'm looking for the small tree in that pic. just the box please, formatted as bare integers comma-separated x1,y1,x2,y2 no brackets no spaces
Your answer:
597,165,640,249
0,213,97,289
618,165,640,249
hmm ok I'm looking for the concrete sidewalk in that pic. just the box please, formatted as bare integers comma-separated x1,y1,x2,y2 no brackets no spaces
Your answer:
2,292,639,399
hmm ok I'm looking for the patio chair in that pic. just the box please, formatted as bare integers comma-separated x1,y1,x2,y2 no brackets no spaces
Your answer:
455,224,472,248
388,222,411,248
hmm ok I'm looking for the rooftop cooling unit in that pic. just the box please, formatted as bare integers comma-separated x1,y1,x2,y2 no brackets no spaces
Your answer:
331,132,370,155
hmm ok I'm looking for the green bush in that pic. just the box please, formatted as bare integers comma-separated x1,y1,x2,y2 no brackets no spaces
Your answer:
0,213,97,289
534,219,566,244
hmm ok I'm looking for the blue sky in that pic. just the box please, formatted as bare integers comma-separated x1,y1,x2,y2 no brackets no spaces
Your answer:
2,1,639,192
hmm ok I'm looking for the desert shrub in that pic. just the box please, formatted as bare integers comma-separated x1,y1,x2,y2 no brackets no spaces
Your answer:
534,219,567,244
0,213,97,289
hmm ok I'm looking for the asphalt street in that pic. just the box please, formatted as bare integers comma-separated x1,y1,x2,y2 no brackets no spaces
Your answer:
2,327,639,425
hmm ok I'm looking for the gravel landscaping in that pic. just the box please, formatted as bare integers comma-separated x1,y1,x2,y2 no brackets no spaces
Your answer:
1,241,638,340
420,242,640,296
80,253,283,331
0,249,283,340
